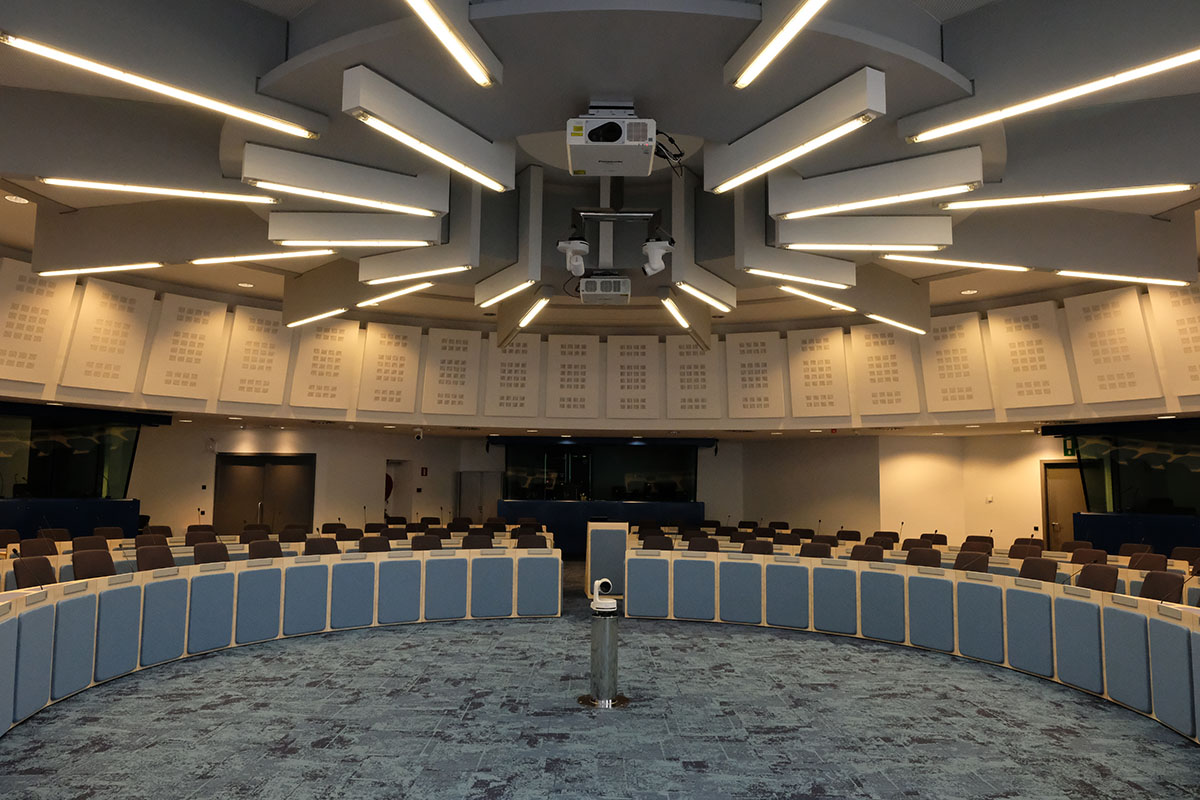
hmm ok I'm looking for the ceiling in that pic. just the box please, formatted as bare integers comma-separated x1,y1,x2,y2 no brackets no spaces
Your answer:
0,0,1197,334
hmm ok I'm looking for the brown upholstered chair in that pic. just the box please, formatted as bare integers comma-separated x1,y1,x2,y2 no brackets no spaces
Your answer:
0,530,18,550
1128,553,1168,572
743,539,774,555
960,540,993,554
136,546,175,571
321,522,346,534
811,535,839,547
186,524,214,533
303,537,339,556
515,534,548,549
16,537,57,558
836,530,862,542
248,539,284,559
335,528,364,542
364,523,386,534
13,556,57,589
901,538,933,551
460,534,493,550
920,533,948,545
239,530,270,545
1138,571,1185,603
906,548,942,568
94,526,125,540
193,542,231,564
799,542,832,559
1118,542,1152,557
382,527,408,541
1007,544,1042,560
1076,564,1119,593
38,528,71,542
410,535,442,551
358,536,391,553
1060,540,1092,553
791,528,815,539
641,534,674,551
952,550,989,573
1069,548,1108,565
279,528,308,543
72,549,116,580
687,537,719,552
1018,557,1058,582
773,532,802,546
849,544,884,562
864,536,895,550
185,530,218,546
136,533,169,549
768,521,789,530
71,536,109,552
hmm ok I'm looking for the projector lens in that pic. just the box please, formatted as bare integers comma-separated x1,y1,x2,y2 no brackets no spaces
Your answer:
587,122,623,143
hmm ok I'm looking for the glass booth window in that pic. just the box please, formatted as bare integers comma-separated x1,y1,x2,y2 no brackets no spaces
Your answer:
0,410,143,499
505,443,697,502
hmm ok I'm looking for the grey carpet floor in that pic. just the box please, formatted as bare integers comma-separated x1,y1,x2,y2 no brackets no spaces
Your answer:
0,565,1197,799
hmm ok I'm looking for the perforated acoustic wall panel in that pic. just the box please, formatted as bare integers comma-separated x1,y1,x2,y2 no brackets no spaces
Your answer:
219,307,292,405
786,327,850,418
725,332,785,418
850,323,922,415
421,329,481,415
0,261,77,385
920,313,993,412
357,322,421,413
546,334,600,418
665,335,720,419
606,336,662,419
61,279,155,393
484,333,540,417
986,300,1076,408
141,294,228,400
1063,288,1162,403
288,318,361,409
1148,284,1200,397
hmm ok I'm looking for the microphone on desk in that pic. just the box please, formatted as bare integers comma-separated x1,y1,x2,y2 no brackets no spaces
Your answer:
816,519,822,534
899,521,904,536
363,505,367,527
197,507,202,523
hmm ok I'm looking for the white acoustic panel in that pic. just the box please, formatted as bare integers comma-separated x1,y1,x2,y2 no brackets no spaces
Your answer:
421,328,481,415
546,335,600,418
850,324,922,415
1063,287,1161,403
358,322,421,413
665,335,720,419
484,334,541,417
289,318,360,409
606,336,662,419
0,261,77,384
61,279,155,393
920,313,993,412
219,307,292,405
786,328,850,417
986,300,1075,408
725,332,786,418
1148,284,1200,397
141,294,228,399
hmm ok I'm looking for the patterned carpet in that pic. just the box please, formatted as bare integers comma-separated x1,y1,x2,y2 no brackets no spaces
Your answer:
1,565,1197,799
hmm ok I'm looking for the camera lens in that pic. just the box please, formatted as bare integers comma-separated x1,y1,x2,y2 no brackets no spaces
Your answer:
587,122,623,143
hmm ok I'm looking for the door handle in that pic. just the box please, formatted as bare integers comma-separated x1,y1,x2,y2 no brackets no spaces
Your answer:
258,500,264,523
1051,522,1059,531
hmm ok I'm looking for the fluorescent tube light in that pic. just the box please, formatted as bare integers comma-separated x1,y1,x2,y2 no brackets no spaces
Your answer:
786,243,944,252
518,296,551,327
246,180,436,216
355,113,507,192
403,0,494,87
479,279,534,308
941,183,1195,210
0,32,317,139
910,44,1200,143
745,268,849,289
866,313,927,335
661,297,690,329
733,0,832,89
881,254,1031,272
356,281,434,307
41,177,275,204
1055,270,1189,287
277,240,432,248
366,265,472,285
713,116,872,194
286,308,348,327
190,249,334,265
675,281,732,313
778,285,856,312
37,262,163,277
782,184,976,219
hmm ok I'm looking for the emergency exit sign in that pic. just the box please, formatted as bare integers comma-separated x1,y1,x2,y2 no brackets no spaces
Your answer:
1063,437,1076,457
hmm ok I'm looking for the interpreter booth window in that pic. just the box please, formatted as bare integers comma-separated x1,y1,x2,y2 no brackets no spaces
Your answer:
504,442,697,502
1076,432,1200,514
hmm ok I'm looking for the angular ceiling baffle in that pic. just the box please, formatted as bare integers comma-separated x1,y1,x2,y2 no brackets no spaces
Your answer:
725,0,833,89
401,0,504,87
267,212,444,248
484,167,546,339
733,185,858,289
774,216,954,252
670,169,736,326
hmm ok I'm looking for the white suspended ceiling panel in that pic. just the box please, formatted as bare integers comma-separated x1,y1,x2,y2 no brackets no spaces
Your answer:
61,279,155,394
606,336,662,420
920,312,993,412
141,293,228,400
0,261,77,385
786,327,851,418
1063,287,1162,403
725,331,786,418
358,322,422,413
546,334,600,418
985,300,1075,408
484,333,541,417
1147,284,1200,397
421,328,482,415
288,318,361,410
219,306,292,405
850,323,922,415
665,334,721,419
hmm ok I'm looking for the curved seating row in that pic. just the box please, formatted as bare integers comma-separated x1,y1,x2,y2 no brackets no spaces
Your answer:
0,547,561,739
623,548,1200,744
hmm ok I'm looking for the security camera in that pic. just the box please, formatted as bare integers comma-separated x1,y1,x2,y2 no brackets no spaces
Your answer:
413,427,424,441
593,578,612,596
641,237,674,276
556,237,590,277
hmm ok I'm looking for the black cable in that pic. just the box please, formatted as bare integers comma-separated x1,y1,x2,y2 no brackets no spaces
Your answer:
562,274,581,298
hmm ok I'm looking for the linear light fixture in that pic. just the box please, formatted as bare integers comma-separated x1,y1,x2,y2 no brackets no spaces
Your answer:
732,0,833,89
277,239,432,248
661,297,690,329
479,279,534,309
778,285,856,312
41,177,276,204
715,116,872,194
366,265,472,285
675,281,732,313
0,32,318,138
37,261,163,277
782,185,976,219
1055,270,1189,287
403,0,496,87
354,114,506,193
190,249,334,265
941,183,1195,210
866,313,927,335
910,44,1200,143
745,268,849,289
518,294,551,327
285,307,348,327
246,180,436,216
881,254,1031,272
786,243,944,252
356,281,434,307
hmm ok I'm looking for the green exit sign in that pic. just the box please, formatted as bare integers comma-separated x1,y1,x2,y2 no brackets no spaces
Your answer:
1063,437,1076,457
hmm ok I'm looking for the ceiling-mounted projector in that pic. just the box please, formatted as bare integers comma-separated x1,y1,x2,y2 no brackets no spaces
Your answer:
579,275,631,305
567,101,656,177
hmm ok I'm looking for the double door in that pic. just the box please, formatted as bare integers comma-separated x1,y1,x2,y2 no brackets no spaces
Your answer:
213,453,315,534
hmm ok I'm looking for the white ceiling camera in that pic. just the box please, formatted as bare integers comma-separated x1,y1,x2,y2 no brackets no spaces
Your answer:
641,237,674,277
556,237,590,277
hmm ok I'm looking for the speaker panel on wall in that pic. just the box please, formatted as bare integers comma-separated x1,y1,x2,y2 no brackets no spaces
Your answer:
1063,287,1161,403
289,318,361,410
606,335,662,419
986,300,1075,408
725,332,785,418
219,306,292,405
0,261,78,385
61,279,155,393
484,333,541,417
920,313,993,412
142,293,228,400
850,323,922,415
1148,284,1200,397
421,328,481,415
358,322,421,413
786,327,850,417
546,334,600,418
665,334,720,419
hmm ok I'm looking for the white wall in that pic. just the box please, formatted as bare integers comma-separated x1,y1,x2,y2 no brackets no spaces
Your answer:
878,437,966,540
697,441,743,525
962,434,1066,547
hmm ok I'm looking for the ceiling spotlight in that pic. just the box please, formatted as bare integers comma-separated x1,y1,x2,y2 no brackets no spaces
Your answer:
882,254,1030,273
237,282,255,288
866,313,927,335
41,177,275,204
942,183,1195,210
356,281,434,307
191,249,335,265
178,419,193,423
960,289,979,295
745,268,849,290
733,0,833,88
3,194,29,204
1055,270,1189,287
556,237,590,277
1020,429,1035,433
778,285,856,312
366,265,471,285
285,308,348,328
227,416,243,421
808,429,822,433
965,424,981,428
37,261,163,277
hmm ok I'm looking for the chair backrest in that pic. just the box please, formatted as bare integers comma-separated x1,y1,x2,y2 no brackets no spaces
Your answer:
447,521,471,533
243,523,271,533
16,537,57,557
136,533,168,549
452,516,473,526
1070,548,1107,565
678,528,703,541
1018,557,1058,582
410,534,442,551
799,542,832,559
420,516,442,526
849,544,883,562
791,528,814,539
636,526,663,539
72,549,116,579
513,524,540,537
358,536,391,553
811,535,839,547
1076,563,1118,593
248,539,284,559
193,542,231,564
321,522,346,533
136,545,175,571
920,532,948,545
515,534,548,549
185,530,218,546
94,526,125,540
486,516,507,525
335,527,364,541
386,515,408,525
364,522,386,533
278,528,308,543
428,527,451,540
743,539,774,555
767,521,789,530
872,531,900,542
773,532,802,546
186,524,214,533
736,520,756,529
751,527,775,540
239,530,270,544
687,537,719,552
146,525,173,538
905,548,942,567
303,537,339,556
952,551,989,573
864,536,894,550
715,526,738,537
964,534,994,545
642,534,674,551
1060,539,1091,552
1128,552,1168,572
1138,570,1185,603
38,528,71,542
836,530,862,542
729,529,754,543
14,556,57,588
517,517,539,526
1006,544,1042,560
901,538,932,551
382,526,408,540
72,535,109,552
700,519,720,528
460,534,493,550
1117,542,1152,557
960,540,992,554
1013,537,1045,548
0,529,18,549
405,522,428,533
1169,545,1200,563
